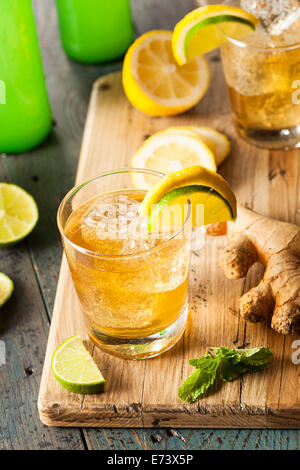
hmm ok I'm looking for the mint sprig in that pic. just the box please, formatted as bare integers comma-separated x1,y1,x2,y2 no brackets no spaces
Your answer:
178,346,273,403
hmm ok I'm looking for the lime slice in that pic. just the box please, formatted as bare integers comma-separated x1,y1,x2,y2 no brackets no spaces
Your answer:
172,5,259,64
0,272,14,306
0,183,39,246
51,335,105,394
139,165,236,230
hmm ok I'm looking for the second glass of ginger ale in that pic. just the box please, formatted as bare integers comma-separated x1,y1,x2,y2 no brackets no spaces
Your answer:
220,6,300,149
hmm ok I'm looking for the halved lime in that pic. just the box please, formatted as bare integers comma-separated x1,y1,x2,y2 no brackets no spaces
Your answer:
172,5,259,64
51,335,105,394
0,183,39,246
0,272,14,306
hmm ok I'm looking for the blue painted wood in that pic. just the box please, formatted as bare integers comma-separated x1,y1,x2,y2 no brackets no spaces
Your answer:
0,238,85,449
1,0,299,450
83,428,300,450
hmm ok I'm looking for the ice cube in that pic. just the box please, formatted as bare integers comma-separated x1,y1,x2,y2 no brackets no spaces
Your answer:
81,194,141,253
241,0,300,35
121,215,161,254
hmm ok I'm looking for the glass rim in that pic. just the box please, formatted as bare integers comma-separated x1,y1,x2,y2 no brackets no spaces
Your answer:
57,168,192,260
219,24,300,52
218,0,300,51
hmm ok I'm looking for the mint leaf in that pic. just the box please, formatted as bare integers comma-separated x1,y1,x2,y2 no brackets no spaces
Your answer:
189,353,213,368
178,346,273,403
178,355,220,403
214,346,273,378
219,357,242,381
237,347,273,371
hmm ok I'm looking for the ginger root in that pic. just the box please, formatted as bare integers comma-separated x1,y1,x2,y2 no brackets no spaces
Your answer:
219,205,300,334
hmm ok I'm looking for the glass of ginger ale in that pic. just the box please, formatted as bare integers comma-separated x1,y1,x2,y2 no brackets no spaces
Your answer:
57,169,192,359
220,10,300,149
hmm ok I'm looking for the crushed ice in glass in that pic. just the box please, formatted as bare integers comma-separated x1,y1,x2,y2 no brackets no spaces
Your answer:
82,195,139,239
80,194,164,255
241,0,300,35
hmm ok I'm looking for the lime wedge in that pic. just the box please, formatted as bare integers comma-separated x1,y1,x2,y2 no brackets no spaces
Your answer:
148,184,234,230
0,183,39,246
51,335,105,394
139,165,236,230
172,5,259,64
0,272,14,306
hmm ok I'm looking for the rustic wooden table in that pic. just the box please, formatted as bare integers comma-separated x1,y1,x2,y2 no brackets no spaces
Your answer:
1,0,300,450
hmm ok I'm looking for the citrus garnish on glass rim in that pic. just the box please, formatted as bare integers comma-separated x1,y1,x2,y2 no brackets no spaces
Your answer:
139,165,237,230
172,5,259,65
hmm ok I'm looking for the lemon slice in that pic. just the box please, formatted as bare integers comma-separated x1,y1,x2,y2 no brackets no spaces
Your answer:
189,126,231,166
51,335,105,394
139,165,236,229
156,126,217,157
131,132,217,190
122,30,210,116
156,126,231,166
0,273,14,307
172,5,259,65
0,183,39,246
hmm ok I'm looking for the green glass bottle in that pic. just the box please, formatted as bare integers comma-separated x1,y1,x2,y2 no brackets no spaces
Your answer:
55,0,134,64
0,0,52,154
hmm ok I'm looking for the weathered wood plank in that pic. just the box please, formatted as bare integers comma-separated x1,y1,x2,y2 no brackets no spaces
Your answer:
38,69,300,428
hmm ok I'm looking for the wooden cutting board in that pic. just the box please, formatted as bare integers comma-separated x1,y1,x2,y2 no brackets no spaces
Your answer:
38,71,300,428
